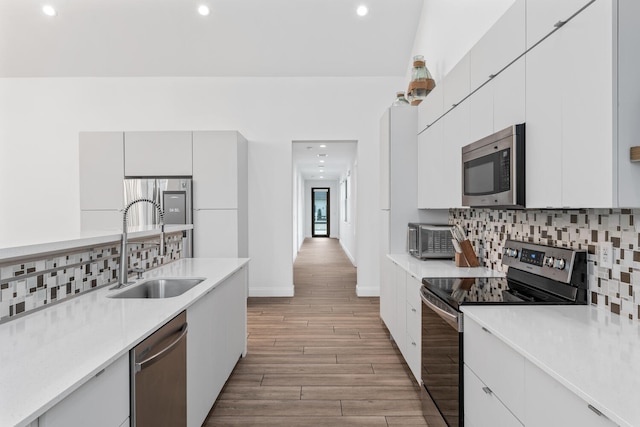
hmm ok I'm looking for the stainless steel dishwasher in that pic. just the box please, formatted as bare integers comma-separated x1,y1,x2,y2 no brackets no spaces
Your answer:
131,311,188,427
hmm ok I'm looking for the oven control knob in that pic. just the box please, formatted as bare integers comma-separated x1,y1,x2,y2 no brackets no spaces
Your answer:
504,248,518,257
544,257,555,268
555,258,566,270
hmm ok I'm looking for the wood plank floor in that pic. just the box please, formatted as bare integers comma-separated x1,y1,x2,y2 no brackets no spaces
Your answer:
203,238,429,426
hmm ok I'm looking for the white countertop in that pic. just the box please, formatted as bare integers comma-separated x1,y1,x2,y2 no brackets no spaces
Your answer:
387,253,504,280
0,224,193,263
462,305,640,427
0,257,248,427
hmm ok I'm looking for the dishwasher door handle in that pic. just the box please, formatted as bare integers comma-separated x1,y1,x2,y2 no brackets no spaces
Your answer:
135,322,188,373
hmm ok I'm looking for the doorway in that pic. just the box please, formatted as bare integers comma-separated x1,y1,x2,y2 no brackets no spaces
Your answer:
311,188,329,237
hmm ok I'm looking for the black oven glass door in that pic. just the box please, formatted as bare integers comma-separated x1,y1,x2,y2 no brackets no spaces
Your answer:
463,148,510,197
421,289,462,427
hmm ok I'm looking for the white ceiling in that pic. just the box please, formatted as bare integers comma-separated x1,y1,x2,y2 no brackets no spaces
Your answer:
293,141,357,181
0,0,424,78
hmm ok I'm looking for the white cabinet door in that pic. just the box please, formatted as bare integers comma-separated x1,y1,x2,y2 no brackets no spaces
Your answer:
560,0,614,208
441,103,468,209
405,275,421,383
124,131,192,177
187,286,224,427
443,54,470,112
187,267,247,427
492,57,525,133
525,29,563,208
469,0,526,90
417,120,445,209
379,257,396,334
524,360,617,427
193,209,238,257
193,131,244,210
394,264,407,354
526,0,593,48
418,84,444,132
467,79,494,143
79,132,124,210
464,317,525,421
464,365,524,427
39,354,129,427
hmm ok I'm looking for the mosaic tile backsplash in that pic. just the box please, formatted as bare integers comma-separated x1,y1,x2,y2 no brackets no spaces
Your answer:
0,232,184,322
450,208,640,320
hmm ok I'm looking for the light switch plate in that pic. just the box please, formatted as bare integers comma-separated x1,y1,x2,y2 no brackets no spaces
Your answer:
599,242,613,269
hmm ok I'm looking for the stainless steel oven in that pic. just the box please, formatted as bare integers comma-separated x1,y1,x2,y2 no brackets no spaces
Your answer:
461,124,525,208
420,240,587,426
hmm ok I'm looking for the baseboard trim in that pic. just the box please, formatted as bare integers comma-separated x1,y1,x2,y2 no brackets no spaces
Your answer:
339,240,357,267
356,285,379,297
249,286,295,297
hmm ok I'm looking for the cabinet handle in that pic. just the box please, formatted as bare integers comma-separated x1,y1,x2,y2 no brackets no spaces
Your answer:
481,326,492,335
411,308,417,313
587,404,608,418
411,341,417,346
489,74,496,79
554,20,566,28
482,386,493,395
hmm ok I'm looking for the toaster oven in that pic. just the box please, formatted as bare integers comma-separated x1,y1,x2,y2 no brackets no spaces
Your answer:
407,223,455,260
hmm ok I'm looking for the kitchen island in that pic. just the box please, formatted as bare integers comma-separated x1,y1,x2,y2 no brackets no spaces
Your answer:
0,257,249,427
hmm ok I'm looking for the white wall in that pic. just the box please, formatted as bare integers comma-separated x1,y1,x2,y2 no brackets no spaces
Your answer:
339,160,357,267
409,0,516,82
0,76,403,296
304,180,339,239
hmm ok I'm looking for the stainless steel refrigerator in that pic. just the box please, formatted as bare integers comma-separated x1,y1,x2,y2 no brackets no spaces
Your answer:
123,178,193,257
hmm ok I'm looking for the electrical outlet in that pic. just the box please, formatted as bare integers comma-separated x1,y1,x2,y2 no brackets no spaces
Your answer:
599,242,613,269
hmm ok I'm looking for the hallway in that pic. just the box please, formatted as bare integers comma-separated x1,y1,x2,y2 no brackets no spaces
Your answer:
204,238,427,426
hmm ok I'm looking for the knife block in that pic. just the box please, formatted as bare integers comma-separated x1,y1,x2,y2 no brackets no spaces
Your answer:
457,240,480,267
455,253,470,267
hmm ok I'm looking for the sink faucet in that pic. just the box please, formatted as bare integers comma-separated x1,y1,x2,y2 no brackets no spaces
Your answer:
116,198,165,288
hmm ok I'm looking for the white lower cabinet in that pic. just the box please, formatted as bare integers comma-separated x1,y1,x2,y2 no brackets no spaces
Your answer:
524,360,617,427
379,259,422,384
464,365,523,427
464,317,619,427
38,353,129,427
187,266,247,427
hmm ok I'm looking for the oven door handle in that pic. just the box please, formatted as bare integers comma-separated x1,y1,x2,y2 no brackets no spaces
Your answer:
421,291,460,331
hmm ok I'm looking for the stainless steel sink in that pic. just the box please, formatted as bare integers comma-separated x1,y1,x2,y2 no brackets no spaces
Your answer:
110,278,205,299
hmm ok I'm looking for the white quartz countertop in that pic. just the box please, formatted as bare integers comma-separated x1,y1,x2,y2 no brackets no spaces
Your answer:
0,224,193,263
387,253,504,280
0,257,248,427
462,305,640,427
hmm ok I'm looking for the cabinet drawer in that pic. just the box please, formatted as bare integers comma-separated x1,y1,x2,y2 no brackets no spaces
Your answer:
464,318,525,420
524,360,617,427
464,365,523,427
406,299,421,344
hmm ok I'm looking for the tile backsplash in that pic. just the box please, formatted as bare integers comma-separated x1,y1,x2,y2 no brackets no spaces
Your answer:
0,232,184,322
450,208,640,320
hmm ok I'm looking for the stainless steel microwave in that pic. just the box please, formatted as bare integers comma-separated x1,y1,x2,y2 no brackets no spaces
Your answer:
461,123,525,208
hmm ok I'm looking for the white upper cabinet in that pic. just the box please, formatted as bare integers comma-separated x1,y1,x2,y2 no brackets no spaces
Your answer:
492,57,526,133
525,32,563,208
192,131,247,210
124,131,192,176
526,0,594,48
469,0,526,91
443,54,470,112
417,120,445,209
559,0,614,208
417,83,444,133
467,78,494,143
441,103,468,209
79,132,124,210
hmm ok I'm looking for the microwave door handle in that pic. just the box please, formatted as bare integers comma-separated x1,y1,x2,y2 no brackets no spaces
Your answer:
407,228,418,254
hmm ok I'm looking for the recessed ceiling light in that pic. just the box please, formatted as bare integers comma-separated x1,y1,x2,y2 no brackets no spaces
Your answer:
356,5,369,17
197,5,210,16
319,160,325,163
42,5,57,16
319,176,324,179
320,144,327,148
